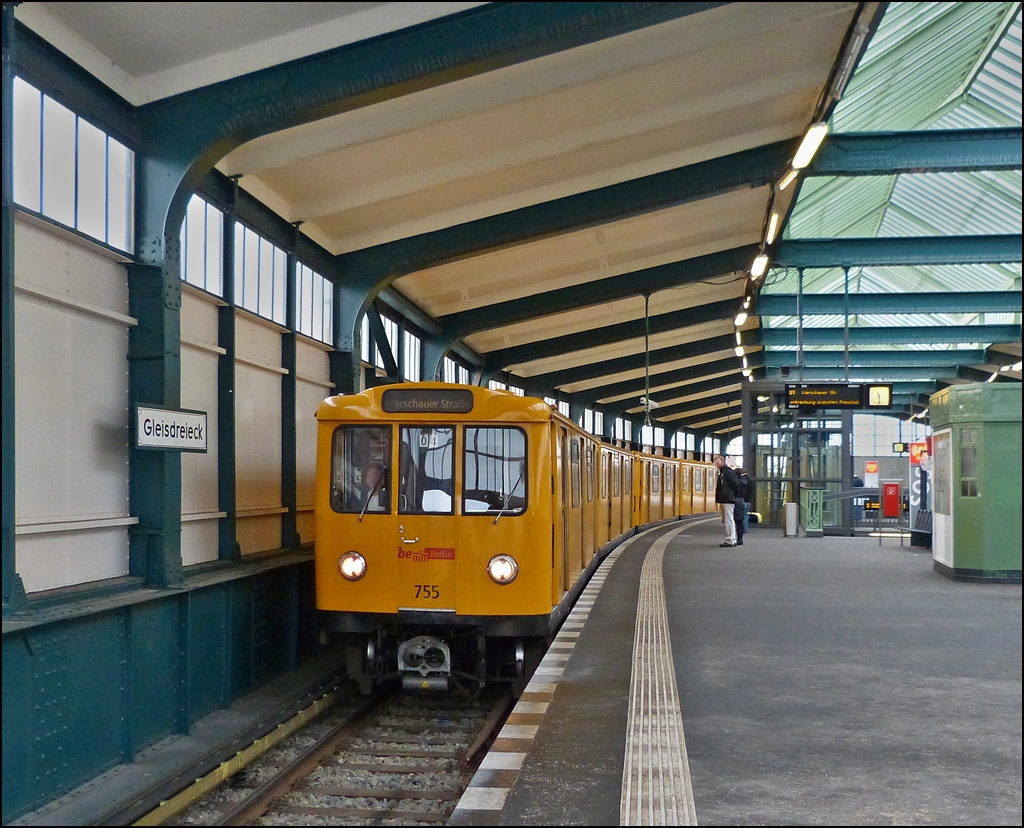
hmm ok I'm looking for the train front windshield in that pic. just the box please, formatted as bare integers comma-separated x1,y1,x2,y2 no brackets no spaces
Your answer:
330,424,527,517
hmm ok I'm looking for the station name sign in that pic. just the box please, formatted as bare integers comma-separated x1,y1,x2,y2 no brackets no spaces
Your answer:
135,406,208,452
381,388,474,414
786,383,892,409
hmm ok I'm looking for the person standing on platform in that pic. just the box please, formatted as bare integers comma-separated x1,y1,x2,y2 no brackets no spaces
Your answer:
734,467,751,544
713,456,740,547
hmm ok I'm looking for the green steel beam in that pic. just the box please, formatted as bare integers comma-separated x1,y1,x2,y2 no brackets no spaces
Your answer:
764,366,959,382
482,297,741,370
957,365,1020,383
366,302,399,381
12,19,138,147
580,355,750,404
604,373,745,417
757,291,1022,317
281,237,299,550
134,1,734,272
775,235,1021,269
810,128,1023,176
443,248,755,339
218,187,239,561
761,324,1020,347
646,390,742,420
762,349,988,367
3,3,26,610
523,332,761,394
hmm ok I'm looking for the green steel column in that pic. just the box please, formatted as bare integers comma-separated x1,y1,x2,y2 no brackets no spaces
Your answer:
127,253,184,587
281,230,298,549
2,2,26,610
218,185,239,560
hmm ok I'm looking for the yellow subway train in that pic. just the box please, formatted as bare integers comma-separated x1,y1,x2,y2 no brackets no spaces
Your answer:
314,382,717,693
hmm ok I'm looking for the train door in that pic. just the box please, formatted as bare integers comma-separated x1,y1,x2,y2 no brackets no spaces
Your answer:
583,443,596,566
567,437,584,585
681,463,691,515
622,453,633,529
611,452,622,538
601,450,612,545
394,425,458,611
555,426,569,600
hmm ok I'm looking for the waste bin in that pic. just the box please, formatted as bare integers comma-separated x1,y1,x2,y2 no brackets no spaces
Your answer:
783,502,798,537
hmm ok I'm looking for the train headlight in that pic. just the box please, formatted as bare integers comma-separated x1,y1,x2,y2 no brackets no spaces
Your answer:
487,554,518,584
338,551,367,581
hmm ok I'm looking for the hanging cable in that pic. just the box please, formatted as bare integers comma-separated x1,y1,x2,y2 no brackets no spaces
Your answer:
644,293,652,428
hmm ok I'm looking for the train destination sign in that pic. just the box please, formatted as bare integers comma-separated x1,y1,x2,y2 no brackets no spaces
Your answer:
135,406,208,452
382,388,474,414
785,383,893,410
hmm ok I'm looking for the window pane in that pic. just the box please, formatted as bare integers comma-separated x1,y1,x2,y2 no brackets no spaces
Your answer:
106,137,132,251
331,426,392,514
570,439,581,507
13,78,42,211
184,195,207,289
399,427,454,514
205,205,223,296
233,225,246,307
613,455,621,497
463,427,527,515
76,119,107,241
273,247,287,325
42,95,76,227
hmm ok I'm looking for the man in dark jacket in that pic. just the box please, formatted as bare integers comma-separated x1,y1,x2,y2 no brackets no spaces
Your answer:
733,467,752,544
713,456,740,546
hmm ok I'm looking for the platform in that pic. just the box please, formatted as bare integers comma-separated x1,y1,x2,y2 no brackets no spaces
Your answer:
451,517,1023,825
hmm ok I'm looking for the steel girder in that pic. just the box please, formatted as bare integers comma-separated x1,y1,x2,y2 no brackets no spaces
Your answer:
763,366,959,382
809,128,1023,176
757,291,1022,317
482,298,741,371
760,325,1020,347
581,355,748,404
761,349,988,367
774,235,1021,269
523,331,761,394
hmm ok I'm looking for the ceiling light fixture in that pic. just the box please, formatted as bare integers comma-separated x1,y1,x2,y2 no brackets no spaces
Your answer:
735,331,743,345
792,122,829,169
765,211,781,245
735,311,748,326
751,254,769,278
734,346,745,357
778,169,799,190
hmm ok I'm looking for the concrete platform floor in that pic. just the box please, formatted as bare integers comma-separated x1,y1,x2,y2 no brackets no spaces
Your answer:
484,520,1022,826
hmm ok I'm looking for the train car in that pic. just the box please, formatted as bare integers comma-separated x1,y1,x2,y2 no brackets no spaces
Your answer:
314,382,713,694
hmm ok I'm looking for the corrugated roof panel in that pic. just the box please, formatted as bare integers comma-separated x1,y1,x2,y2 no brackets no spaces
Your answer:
879,171,1023,237
832,2,1015,132
785,175,894,239
968,11,1022,122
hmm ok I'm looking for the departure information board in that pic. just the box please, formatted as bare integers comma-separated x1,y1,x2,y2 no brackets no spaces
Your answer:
785,383,892,409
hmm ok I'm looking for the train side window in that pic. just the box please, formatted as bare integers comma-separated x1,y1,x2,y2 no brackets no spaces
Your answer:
682,466,690,491
570,439,581,507
612,455,621,497
463,427,528,515
652,464,660,493
330,426,392,514
602,451,610,499
624,459,632,494
666,465,673,492
586,445,595,503
399,426,455,514
695,469,702,491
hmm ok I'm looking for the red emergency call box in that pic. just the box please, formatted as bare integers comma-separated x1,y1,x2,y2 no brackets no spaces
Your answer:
881,481,901,518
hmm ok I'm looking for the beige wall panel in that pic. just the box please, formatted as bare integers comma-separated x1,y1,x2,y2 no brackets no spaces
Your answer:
181,520,219,567
235,361,283,509
237,515,283,556
16,529,130,593
14,220,132,591
296,380,325,515
236,310,284,365
296,511,315,548
296,337,330,380
180,347,219,517
181,288,221,348
15,219,130,312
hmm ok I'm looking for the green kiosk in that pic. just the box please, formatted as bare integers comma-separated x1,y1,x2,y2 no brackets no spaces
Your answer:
929,382,1022,583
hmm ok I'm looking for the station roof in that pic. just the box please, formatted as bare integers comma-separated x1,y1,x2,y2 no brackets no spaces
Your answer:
13,1,1022,438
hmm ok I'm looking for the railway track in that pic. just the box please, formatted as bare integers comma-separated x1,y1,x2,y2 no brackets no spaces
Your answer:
161,687,513,826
